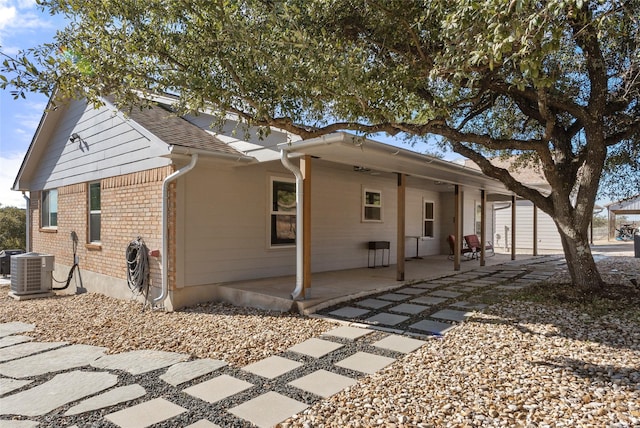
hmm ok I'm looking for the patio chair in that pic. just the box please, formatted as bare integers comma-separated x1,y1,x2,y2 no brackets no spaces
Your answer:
447,235,474,261
463,234,495,258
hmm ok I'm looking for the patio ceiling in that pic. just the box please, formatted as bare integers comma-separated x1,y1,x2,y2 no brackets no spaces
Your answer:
279,133,512,196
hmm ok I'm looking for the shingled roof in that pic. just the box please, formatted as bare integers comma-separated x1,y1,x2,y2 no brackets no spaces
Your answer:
108,96,244,157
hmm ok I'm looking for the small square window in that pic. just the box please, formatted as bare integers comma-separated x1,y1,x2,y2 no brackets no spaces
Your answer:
41,189,58,228
363,189,382,222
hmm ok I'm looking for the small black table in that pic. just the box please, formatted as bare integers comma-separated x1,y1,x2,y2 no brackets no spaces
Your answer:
367,241,390,268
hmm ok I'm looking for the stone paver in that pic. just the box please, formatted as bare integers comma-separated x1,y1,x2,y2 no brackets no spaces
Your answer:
228,391,308,428
183,374,253,404
91,349,189,375
322,326,372,341
0,341,67,363
389,303,429,314
242,355,303,379
395,287,428,295
0,370,117,417
411,282,442,289
160,358,227,386
0,377,33,395
288,338,344,358
105,397,187,428
409,319,456,335
289,369,356,397
378,293,410,302
0,322,34,337
428,290,463,298
0,421,39,428
328,306,370,318
0,335,32,349
431,309,474,322
373,335,426,354
0,344,106,378
65,384,146,416
355,298,392,309
335,351,395,374
410,296,447,305
186,421,222,428
450,301,488,310
365,313,409,326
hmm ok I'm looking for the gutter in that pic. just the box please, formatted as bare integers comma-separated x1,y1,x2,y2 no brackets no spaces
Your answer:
154,153,199,307
22,192,30,252
280,149,305,300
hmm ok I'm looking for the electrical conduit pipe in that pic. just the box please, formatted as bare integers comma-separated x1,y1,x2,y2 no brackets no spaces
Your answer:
22,192,30,252
280,149,304,300
154,154,199,307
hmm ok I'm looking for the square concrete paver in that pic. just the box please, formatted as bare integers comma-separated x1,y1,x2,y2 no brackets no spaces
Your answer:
183,374,253,404
328,306,371,318
365,313,409,326
450,301,488,310
430,309,473,322
389,303,429,315
105,398,187,428
377,293,409,302
228,391,308,428
288,338,344,358
395,287,427,295
335,352,395,374
409,320,456,335
428,290,463,298
185,421,221,428
322,326,372,341
373,335,426,354
356,298,392,309
288,369,356,397
242,356,303,379
412,283,442,289
410,296,446,306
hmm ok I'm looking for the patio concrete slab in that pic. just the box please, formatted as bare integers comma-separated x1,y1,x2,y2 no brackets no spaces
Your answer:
395,287,427,295
183,374,253,404
389,303,429,314
186,421,222,428
377,293,410,302
365,313,409,326
288,338,344,358
373,335,426,354
322,326,372,341
160,358,227,386
335,351,395,374
0,344,106,378
0,341,67,363
288,369,356,398
105,397,187,428
65,384,146,416
428,290,463,298
228,391,308,428
0,377,33,395
0,322,34,337
0,370,117,417
328,306,370,318
410,296,447,305
0,335,32,349
431,309,473,322
242,355,303,379
409,320,456,335
355,298,392,309
92,349,189,375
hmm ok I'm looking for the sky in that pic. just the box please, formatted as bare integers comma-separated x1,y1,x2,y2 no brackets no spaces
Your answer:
0,0,66,209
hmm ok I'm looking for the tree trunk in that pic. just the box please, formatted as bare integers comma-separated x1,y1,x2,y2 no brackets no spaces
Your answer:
556,219,604,295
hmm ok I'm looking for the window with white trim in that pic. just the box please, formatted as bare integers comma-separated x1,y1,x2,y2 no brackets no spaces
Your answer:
363,188,382,221
270,178,296,246
41,189,58,228
423,200,435,237
88,182,101,243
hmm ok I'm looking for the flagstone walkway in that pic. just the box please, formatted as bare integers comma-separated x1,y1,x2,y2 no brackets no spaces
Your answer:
0,256,564,427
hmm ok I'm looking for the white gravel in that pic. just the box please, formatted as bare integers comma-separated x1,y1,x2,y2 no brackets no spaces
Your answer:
1,255,639,427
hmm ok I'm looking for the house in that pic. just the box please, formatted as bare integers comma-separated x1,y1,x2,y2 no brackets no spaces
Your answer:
12,94,513,311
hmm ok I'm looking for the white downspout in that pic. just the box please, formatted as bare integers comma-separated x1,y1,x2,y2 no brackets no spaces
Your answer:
154,154,199,307
280,149,304,300
22,192,30,252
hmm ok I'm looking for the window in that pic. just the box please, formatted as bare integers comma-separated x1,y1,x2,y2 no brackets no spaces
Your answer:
475,202,482,235
88,182,101,243
363,189,382,221
270,178,296,246
41,189,58,228
423,200,435,237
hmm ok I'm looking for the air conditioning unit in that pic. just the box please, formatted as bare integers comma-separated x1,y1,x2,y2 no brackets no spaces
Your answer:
10,253,54,295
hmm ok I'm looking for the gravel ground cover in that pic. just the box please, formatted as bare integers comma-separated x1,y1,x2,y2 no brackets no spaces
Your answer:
1,255,639,427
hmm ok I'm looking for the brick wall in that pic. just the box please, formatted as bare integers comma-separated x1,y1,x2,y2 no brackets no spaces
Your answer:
30,165,175,295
